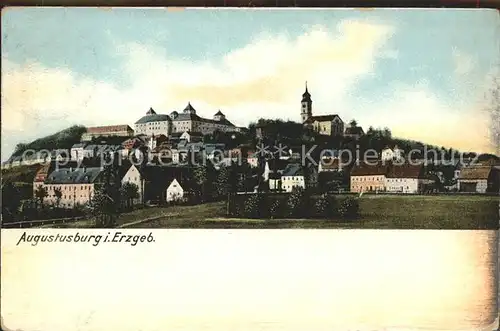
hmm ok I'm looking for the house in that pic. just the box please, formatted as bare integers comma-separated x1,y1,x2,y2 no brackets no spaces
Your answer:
247,152,260,168
385,164,428,194
82,124,134,141
71,143,88,161
38,167,105,208
263,159,289,191
204,143,226,161
180,131,204,143
140,165,193,203
381,145,404,162
52,149,71,162
350,162,387,193
457,165,500,193
281,163,305,193
166,178,195,203
318,157,344,173
121,164,144,203
147,134,168,151
344,122,365,139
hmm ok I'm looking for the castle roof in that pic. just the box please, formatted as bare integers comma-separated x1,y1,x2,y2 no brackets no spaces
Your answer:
135,108,171,124
183,102,196,113
215,110,224,116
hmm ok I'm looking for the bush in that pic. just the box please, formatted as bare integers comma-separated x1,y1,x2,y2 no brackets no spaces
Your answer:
338,197,360,219
268,198,284,219
243,194,264,218
313,194,329,218
286,187,306,218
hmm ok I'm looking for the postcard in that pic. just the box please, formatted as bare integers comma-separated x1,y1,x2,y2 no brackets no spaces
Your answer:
1,7,499,331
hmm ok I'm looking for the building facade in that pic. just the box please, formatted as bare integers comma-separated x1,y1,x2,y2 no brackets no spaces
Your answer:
135,104,239,139
135,108,173,137
82,125,134,141
121,164,144,203
35,167,104,208
300,83,344,136
350,163,387,193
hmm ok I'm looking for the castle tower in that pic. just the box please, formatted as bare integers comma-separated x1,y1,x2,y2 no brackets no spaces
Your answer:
301,82,312,123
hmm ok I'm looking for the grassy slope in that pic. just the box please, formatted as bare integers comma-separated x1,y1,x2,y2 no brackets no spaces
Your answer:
58,195,499,229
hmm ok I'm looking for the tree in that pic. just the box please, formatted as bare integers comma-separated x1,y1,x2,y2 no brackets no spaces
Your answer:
34,185,48,208
349,120,358,127
87,185,117,228
193,163,216,202
54,187,62,208
215,164,238,198
120,182,140,210
2,182,21,221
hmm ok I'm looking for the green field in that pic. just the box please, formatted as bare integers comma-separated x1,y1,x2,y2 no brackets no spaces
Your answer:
51,194,499,230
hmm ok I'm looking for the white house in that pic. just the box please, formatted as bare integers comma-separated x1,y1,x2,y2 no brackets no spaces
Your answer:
247,152,259,168
180,131,204,143
71,143,88,161
121,164,144,203
281,164,305,193
381,145,404,162
384,164,427,194
166,178,185,203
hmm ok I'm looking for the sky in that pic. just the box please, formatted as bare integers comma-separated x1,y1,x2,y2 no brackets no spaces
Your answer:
1,8,499,161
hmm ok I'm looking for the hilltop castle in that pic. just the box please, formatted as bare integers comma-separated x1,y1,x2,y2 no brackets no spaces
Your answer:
134,103,240,137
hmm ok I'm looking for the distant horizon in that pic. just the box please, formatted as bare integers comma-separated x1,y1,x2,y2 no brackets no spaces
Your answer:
2,8,499,161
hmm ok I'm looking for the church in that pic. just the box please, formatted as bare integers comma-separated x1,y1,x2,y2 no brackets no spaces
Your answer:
300,83,345,136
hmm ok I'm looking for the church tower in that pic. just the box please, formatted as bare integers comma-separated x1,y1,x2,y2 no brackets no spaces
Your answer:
301,82,312,123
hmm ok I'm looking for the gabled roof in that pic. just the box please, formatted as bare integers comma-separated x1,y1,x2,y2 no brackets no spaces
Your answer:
267,159,289,172
182,131,204,137
310,114,342,122
386,164,423,179
45,167,104,184
214,110,224,116
319,158,343,170
282,163,304,177
146,107,156,115
345,126,365,135
458,166,493,180
71,143,88,149
350,162,387,176
87,125,133,134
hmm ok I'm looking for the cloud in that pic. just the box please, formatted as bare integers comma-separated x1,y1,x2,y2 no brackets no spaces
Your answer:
1,18,496,161
452,48,475,76
2,19,395,159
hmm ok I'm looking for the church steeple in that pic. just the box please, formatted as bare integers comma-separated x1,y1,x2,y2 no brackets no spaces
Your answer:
301,81,312,123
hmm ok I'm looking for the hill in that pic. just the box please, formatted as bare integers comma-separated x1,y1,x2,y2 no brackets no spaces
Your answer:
10,125,87,159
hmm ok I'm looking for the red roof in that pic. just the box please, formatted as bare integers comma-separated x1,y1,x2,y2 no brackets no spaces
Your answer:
87,125,133,134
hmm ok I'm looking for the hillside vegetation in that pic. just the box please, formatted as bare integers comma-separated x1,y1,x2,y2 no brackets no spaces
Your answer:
1,164,44,184
11,125,86,158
